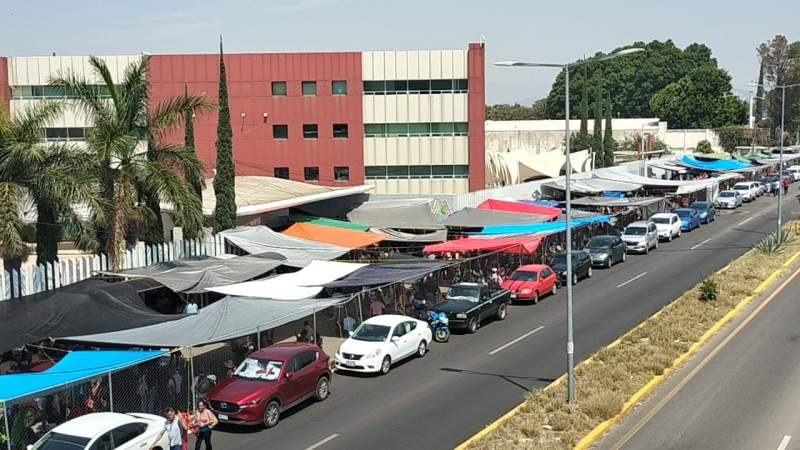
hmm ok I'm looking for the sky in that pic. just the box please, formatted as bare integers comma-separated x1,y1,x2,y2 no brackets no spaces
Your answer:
1,0,797,105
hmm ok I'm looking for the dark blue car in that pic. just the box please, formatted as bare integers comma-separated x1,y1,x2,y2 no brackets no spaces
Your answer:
675,208,701,231
690,201,716,224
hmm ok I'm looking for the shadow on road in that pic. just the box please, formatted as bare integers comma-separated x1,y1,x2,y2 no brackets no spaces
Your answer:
440,367,556,392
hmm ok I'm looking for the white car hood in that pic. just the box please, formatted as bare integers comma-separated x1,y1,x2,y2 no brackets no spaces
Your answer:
622,234,645,242
653,223,670,232
339,337,386,356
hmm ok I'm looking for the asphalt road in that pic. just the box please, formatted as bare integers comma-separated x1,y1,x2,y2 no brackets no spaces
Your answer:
598,250,800,450
212,189,799,450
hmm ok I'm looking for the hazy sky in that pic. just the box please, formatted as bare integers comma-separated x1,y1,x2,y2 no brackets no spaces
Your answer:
1,0,797,104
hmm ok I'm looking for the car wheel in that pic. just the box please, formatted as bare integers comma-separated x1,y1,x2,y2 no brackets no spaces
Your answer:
667,233,672,242
496,302,508,320
467,317,478,334
606,257,612,268
551,284,557,296
654,240,659,249
677,229,682,238
380,356,392,375
315,376,330,401
263,400,281,428
587,267,593,278
533,291,540,304
645,245,649,254
572,273,579,285
622,252,627,262
417,340,427,357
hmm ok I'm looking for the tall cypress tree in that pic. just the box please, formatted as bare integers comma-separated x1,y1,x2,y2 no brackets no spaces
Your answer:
592,82,604,168
184,83,204,239
213,36,237,233
603,95,617,167
572,66,591,154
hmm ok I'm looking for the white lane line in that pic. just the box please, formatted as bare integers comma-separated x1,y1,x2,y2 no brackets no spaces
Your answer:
777,435,792,450
738,216,754,226
616,272,647,288
489,326,545,355
305,434,340,450
690,238,712,250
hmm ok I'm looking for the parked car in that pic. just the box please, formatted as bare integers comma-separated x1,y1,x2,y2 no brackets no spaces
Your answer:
621,221,659,254
501,264,558,303
335,315,431,375
27,412,169,450
650,213,682,241
675,208,701,231
432,282,511,334
208,342,331,428
715,190,743,209
786,166,800,181
762,176,780,194
551,250,593,285
732,182,758,202
587,235,627,268
690,201,716,224
752,181,766,197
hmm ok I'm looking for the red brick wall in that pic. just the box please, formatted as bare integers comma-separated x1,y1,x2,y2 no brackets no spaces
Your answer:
0,57,10,113
467,43,486,191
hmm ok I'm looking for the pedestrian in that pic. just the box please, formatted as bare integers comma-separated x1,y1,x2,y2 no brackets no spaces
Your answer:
783,177,790,195
191,401,217,450
150,408,185,450
369,296,386,317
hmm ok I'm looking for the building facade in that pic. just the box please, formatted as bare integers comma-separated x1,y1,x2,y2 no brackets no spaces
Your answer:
0,43,485,195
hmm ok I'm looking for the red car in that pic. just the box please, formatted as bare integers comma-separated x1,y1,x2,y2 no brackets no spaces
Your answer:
501,264,558,304
208,342,331,428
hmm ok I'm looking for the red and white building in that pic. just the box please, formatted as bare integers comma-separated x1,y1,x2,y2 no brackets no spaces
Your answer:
0,43,485,195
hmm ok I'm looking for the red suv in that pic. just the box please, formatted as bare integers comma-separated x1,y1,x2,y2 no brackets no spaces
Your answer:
207,342,331,428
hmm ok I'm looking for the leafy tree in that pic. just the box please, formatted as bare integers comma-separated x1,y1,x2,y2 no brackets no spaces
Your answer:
758,35,800,135
715,126,748,152
572,69,592,154
649,65,747,129
52,56,211,269
213,37,237,233
603,96,617,166
486,101,546,120
592,81,604,167
184,84,205,239
696,139,713,153
754,43,769,120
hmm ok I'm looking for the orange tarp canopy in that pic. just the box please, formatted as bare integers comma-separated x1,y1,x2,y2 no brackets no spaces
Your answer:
282,222,385,249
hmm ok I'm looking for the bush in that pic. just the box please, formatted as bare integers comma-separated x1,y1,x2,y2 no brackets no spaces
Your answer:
580,391,624,421
715,126,748,153
698,278,719,302
696,139,713,153
757,230,791,255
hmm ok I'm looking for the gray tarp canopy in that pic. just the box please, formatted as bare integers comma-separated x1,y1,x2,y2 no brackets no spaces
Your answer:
369,227,448,243
591,166,716,195
543,177,643,194
443,207,550,228
64,296,347,347
569,196,666,208
219,226,349,267
99,253,285,294
299,197,445,230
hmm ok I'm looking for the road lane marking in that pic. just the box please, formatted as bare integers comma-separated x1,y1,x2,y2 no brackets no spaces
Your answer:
690,238,712,250
616,272,647,288
738,216,754,226
489,326,545,355
305,434,339,450
777,435,792,450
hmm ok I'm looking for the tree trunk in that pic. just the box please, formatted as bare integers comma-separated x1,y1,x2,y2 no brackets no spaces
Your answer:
35,199,62,265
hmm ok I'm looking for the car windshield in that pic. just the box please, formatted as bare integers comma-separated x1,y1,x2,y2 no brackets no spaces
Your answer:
446,285,480,302
624,226,647,235
30,432,90,450
234,357,283,381
720,191,735,197
350,323,391,342
588,237,614,248
676,210,692,218
651,217,670,224
510,271,537,281
733,185,748,190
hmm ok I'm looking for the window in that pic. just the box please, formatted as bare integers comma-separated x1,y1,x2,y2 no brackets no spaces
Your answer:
453,165,469,178
364,123,386,137
363,123,468,138
111,423,147,448
431,122,454,136
408,80,430,93
430,79,453,93
272,124,288,139
410,166,432,178
304,166,319,181
271,81,287,96
366,165,467,179
45,128,68,142
333,123,349,138
454,122,469,135
386,123,408,137
365,166,387,179
409,123,431,136
392,324,407,338
89,431,114,450
274,167,289,179
43,86,65,98
405,321,417,332
12,85,113,100
296,351,318,371
334,166,350,182
387,166,409,179
303,124,318,139
363,81,385,94
67,128,85,140
362,79,467,95
385,80,408,93
332,80,347,96
301,81,317,96
432,165,454,178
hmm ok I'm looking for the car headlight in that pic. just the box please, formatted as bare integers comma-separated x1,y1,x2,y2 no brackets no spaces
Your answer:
520,288,532,295
241,399,262,408
561,271,567,276
598,252,609,259
366,348,381,359
455,313,467,319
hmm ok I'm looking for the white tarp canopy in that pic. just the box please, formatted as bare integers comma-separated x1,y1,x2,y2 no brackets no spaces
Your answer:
543,177,643,194
206,260,367,299
64,296,347,347
219,226,349,267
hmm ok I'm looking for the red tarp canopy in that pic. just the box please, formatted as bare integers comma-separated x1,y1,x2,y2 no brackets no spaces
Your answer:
477,199,561,221
423,235,543,255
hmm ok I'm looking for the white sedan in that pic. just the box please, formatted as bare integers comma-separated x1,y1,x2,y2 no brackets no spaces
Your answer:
716,190,743,209
650,213,681,241
335,314,432,375
28,412,169,450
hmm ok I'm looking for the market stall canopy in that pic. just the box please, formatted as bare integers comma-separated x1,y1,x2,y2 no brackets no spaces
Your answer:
289,215,370,231
65,296,346,347
298,196,448,230
0,350,165,402
569,196,666,208
100,253,285,294
591,166,717,195
206,260,367,299
323,262,447,288
543,177,643,194
423,235,544,255
369,227,448,243
443,207,551,228
677,155,752,172
477,199,561,220
474,215,611,236
219,226,349,267
0,279,184,354
282,222,385,249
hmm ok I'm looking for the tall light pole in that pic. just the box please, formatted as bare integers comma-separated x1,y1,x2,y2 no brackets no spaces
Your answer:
495,47,643,406
749,82,800,235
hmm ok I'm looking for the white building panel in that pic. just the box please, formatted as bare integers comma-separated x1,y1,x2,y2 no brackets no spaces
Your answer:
441,51,454,79
418,51,430,80
371,52,385,80
429,51,442,79
452,137,469,164
453,50,468,78
8,55,141,85
430,94,443,123
384,94,398,123
384,51,397,80
362,52,374,81
395,51,408,80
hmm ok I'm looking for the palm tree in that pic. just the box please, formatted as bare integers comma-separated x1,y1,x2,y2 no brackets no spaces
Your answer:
51,56,213,269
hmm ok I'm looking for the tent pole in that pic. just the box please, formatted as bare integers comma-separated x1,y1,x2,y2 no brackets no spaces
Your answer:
189,347,196,411
3,401,10,450
257,325,261,349
108,372,114,412
358,290,364,323
313,301,317,344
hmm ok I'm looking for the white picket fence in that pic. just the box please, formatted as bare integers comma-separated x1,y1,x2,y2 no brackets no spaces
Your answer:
1,234,229,300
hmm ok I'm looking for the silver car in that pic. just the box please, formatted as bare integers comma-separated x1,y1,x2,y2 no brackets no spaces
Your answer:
621,221,659,254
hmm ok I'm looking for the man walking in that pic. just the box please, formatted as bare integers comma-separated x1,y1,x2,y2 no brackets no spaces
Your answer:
151,408,185,450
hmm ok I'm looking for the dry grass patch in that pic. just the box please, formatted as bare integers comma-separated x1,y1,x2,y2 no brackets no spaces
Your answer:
466,224,799,450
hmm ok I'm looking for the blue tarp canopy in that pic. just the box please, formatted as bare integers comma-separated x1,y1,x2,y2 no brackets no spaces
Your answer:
0,350,164,401
471,215,611,236
678,156,752,172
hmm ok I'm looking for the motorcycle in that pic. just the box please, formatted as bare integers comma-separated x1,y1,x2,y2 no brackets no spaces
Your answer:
427,311,450,343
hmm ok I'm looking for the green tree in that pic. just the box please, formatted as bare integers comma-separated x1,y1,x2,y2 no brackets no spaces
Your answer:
486,101,546,120
572,70,592,154
715,126,748,152
52,56,211,269
213,37,237,233
696,139,713,153
592,82,604,168
758,35,800,135
184,84,205,239
603,96,617,166
754,43,769,121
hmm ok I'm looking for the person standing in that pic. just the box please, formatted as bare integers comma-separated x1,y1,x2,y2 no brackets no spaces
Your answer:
369,296,385,317
191,401,217,450
150,408,185,450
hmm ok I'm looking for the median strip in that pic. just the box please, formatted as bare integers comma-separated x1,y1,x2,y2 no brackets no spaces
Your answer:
489,326,545,355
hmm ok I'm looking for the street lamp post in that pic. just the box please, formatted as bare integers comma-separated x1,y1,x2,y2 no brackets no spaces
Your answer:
495,48,643,405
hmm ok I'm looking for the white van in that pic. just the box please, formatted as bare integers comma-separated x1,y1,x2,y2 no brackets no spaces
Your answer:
786,166,800,182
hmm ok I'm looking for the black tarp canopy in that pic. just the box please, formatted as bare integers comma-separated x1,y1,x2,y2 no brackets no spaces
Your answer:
0,279,185,353
322,262,447,288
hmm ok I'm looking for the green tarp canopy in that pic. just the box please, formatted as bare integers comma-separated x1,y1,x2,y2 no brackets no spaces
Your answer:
289,215,370,231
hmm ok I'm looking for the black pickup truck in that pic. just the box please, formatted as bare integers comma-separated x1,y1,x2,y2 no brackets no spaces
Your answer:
431,282,511,333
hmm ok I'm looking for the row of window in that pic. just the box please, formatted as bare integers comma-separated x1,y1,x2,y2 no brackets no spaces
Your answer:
271,80,348,97
364,122,468,137
274,166,350,182
363,79,468,95
13,85,112,99
44,127,89,141
365,165,469,179
272,123,348,139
